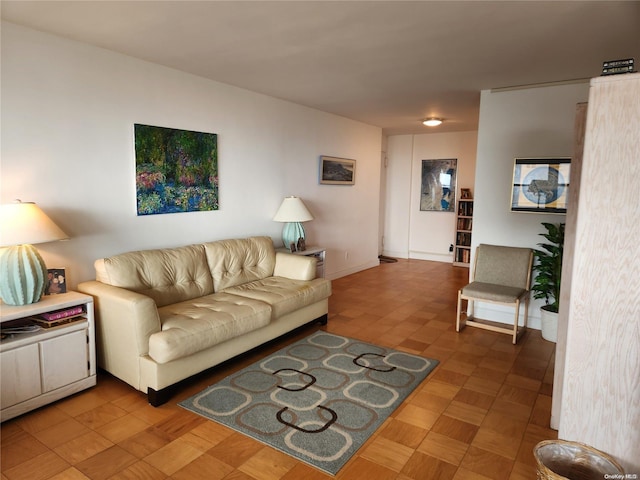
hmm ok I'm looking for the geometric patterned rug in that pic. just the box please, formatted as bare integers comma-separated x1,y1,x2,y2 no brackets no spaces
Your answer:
179,332,439,475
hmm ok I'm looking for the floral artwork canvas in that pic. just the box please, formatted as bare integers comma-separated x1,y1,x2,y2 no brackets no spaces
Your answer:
135,124,218,215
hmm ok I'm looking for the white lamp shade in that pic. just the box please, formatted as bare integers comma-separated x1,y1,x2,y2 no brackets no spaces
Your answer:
273,197,314,223
0,201,68,247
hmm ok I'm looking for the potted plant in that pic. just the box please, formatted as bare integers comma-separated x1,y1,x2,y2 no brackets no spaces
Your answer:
531,222,565,342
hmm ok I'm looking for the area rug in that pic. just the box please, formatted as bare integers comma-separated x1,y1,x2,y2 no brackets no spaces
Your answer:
179,332,439,475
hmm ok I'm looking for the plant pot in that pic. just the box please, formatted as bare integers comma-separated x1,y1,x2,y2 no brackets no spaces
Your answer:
540,306,558,343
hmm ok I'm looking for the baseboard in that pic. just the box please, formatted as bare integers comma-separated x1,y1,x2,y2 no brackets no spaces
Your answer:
327,259,381,280
381,249,409,259
409,251,454,263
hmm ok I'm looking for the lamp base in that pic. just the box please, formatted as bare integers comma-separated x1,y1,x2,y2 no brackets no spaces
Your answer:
282,222,306,251
0,245,47,305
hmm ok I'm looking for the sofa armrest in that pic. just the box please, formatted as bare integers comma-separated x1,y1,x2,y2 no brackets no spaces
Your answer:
274,252,317,280
77,280,161,388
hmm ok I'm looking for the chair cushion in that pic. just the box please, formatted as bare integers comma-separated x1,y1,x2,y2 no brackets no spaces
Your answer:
223,277,331,319
150,292,271,364
461,281,527,303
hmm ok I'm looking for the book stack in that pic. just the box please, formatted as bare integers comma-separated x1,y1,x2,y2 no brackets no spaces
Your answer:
602,58,634,76
31,305,85,328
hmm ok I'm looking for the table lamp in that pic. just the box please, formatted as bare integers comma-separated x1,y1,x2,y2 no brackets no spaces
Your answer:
0,200,69,305
273,196,314,251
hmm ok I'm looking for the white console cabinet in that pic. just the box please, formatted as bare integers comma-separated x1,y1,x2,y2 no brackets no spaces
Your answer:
1,291,96,422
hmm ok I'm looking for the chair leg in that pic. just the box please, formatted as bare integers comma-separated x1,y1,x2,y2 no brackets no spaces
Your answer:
512,299,520,344
456,290,464,332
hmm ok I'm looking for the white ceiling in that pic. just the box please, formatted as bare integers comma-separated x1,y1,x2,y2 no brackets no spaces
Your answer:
2,1,639,135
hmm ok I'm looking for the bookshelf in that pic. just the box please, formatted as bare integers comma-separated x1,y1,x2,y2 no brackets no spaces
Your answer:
454,196,474,267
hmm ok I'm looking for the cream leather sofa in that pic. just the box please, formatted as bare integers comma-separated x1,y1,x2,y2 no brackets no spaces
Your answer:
77,236,331,406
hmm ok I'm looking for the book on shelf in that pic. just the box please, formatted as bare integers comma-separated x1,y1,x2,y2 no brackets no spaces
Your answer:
28,305,86,329
30,314,85,329
38,305,84,321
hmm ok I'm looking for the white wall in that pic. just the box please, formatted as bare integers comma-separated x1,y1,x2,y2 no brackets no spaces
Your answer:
472,82,590,328
383,131,478,260
0,22,382,286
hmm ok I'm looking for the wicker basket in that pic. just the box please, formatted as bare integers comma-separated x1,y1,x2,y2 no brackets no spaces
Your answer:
534,440,625,480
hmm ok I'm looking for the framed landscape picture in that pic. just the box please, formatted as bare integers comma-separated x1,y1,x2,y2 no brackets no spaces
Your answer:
511,158,570,214
134,124,218,215
319,156,356,185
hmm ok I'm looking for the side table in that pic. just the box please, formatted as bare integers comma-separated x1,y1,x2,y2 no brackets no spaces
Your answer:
1,291,96,421
277,246,326,278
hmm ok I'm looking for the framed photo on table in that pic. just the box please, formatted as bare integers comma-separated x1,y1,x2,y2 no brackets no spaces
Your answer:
511,158,570,214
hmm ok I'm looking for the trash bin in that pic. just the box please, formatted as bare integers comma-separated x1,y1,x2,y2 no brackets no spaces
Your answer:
534,440,625,480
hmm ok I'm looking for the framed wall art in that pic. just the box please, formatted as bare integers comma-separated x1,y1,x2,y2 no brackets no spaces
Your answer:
420,158,457,212
319,156,355,185
135,124,218,215
511,158,570,214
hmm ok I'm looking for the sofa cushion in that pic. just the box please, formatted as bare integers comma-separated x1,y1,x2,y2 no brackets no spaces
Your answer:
95,244,213,307
150,292,271,364
223,277,331,319
204,236,276,291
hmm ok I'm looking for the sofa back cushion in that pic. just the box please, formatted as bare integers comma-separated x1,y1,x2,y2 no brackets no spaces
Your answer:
95,244,214,307
204,236,276,291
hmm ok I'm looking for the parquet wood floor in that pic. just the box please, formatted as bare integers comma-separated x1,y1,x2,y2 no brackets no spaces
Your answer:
1,259,557,479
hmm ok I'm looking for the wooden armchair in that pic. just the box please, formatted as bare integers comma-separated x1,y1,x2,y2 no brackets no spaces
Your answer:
456,244,533,344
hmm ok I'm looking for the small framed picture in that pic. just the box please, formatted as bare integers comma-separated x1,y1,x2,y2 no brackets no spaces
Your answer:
460,188,472,199
320,156,356,185
45,268,67,295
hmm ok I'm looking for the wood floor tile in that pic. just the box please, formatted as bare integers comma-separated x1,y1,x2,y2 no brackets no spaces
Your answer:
461,446,514,480
206,432,264,468
53,431,114,465
418,431,469,466
401,451,458,480
171,452,235,480
452,466,495,480
95,414,150,444
3,451,70,480
13,407,70,434
143,437,204,476
443,400,487,426
280,462,332,480
431,414,479,444
0,259,559,480
116,429,171,459
74,445,137,480
453,388,495,411
49,468,90,480
0,431,49,470
379,418,428,449
360,436,414,472
337,457,397,480
394,404,440,430
237,446,298,480
105,461,166,480
32,418,91,449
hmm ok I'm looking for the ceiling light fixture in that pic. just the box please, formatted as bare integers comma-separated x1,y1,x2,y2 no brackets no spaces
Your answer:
422,118,443,127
